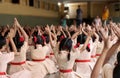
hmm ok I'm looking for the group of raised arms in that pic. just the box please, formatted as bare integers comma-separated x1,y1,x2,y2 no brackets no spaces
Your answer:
0,18,120,78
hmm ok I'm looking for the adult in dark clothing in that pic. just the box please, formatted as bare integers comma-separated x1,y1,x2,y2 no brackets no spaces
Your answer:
76,5,83,27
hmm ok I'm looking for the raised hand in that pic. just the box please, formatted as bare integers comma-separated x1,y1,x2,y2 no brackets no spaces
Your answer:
111,24,120,39
59,26,63,32
86,24,92,31
100,26,114,49
99,27,108,41
8,28,15,39
14,18,21,28
14,18,28,42
45,25,51,34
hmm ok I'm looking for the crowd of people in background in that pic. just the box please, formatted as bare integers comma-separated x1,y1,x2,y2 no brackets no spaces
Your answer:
0,17,120,78
61,5,109,29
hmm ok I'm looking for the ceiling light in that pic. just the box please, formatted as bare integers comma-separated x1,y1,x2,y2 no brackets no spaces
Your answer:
58,2,61,6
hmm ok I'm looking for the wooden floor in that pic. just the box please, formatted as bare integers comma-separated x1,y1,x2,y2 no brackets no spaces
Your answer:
45,72,59,78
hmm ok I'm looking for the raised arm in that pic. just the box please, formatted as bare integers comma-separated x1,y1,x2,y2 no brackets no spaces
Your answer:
93,28,99,41
8,28,18,55
65,26,71,38
80,30,91,52
71,31,80,40
45,26,55,48
105,24,120,64
82,28,88,36
59,26,67,38
14,18,28,42
91,27,113,78
51,25,57,41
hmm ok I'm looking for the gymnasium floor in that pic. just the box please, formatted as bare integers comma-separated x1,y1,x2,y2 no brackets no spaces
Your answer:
45,72,59,78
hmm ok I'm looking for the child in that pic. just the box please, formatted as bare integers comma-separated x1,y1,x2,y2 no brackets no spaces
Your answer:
0,27,31,78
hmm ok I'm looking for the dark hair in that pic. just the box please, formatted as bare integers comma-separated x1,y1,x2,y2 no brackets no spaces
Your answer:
32,31,38,37
13,31,24,52
4,30,10,38
57,34,65,42
0,36,6,49
24,27,31,38
113,52,120,78
32,31,44,49
43,34,49,44
59,38,72,61
99,36,103,42
77,33,86,44
70,31,75,36
97,32,103,42
78,5,80,8
91,35,96,42
77,33,90,52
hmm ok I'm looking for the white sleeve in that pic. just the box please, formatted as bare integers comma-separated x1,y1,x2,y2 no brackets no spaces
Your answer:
21,41,29,53
0,52,14,63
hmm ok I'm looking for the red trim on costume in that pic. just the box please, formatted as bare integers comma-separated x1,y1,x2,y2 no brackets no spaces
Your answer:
0,72,6,75
75,59,91,62
59,69,72,73
46,56,49,58
32,59,45,62
96,54,101,56
50,53,54,55
10,61,26,65
91,55,96,58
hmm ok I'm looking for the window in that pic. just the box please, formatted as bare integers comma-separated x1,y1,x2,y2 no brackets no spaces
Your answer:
12,0,19,4
29,0,34,7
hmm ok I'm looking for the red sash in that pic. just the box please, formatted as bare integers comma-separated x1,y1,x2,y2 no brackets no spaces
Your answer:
96,54,101,56
75,59,90,62
59,69,72,73
0,72,6,75
46,56,49,58
91,55,96,58
10,61,26,65
50,53,54,55
32,59,45,62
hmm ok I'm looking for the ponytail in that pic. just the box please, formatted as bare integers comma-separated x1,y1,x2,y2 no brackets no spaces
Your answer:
67,52,70,61
59,38,72,61
86,46,90,52
86,43,90,52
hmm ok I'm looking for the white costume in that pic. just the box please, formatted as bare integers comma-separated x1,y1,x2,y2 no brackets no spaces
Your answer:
75,40,93,78
0,52,31,78
91,40,98,68
55,50,83,78
96,41,104,59
8,41,30,75
28,44,57,78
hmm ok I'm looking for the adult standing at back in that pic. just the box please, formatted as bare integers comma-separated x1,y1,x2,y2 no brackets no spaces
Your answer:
102,5,109,26
76,5,83,27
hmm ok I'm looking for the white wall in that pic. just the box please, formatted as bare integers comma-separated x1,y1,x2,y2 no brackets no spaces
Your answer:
64,1,120,18
67,2,87,18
